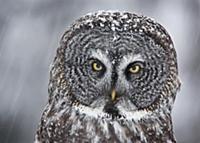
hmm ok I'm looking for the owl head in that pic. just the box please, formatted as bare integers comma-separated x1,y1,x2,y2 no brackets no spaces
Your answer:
48,11,180,119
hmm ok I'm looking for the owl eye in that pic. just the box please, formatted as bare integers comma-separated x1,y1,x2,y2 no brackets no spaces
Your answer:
129,65,141,74
92,62,103,71
91,60,105,72
126,62,144,74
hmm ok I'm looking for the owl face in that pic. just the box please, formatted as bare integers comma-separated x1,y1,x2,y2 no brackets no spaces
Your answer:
36,12,180,143
64,28,169,117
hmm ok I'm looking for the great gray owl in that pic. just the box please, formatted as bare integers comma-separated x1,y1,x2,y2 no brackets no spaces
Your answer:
35,11,181,143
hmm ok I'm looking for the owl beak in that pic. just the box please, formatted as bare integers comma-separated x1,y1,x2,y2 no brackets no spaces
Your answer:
111,89,117,101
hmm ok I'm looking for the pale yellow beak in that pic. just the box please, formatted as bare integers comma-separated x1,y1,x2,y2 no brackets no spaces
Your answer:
111,89,117,101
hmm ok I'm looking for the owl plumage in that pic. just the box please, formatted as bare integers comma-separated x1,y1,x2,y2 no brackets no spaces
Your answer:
35,11,181,143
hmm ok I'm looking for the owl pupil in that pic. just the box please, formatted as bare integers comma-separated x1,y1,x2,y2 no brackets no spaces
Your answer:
96,63,101,69
132,66,137,70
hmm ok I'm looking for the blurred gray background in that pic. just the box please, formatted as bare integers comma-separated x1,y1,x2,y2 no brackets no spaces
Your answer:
0,0,200,143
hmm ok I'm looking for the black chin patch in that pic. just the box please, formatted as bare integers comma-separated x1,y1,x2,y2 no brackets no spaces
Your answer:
103,103,121,119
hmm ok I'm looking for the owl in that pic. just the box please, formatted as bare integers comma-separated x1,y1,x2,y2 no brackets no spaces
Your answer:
35,11,181,143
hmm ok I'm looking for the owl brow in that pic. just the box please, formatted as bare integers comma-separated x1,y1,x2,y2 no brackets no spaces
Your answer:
90,50,111,66
120,54,144,68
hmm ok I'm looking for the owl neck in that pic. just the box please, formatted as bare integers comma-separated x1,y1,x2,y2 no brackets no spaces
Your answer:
66,104,176,143
36,98,176,143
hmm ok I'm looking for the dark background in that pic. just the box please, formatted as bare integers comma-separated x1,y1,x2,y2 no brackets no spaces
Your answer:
0,0,200,143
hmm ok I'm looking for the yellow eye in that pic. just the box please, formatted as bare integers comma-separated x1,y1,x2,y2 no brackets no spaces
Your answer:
92,62,103,71
129,65,141,74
